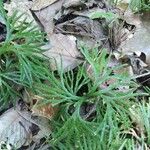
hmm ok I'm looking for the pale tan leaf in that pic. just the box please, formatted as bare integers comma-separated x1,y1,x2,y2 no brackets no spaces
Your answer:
32,0,64,34
119,13,150,65
31,0,58,11
0,104,52,148
44,33,82,70
0,108,32,148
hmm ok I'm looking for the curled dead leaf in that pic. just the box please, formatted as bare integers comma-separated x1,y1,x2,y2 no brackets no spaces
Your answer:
31,95,57,119
23,89,57,119
119,13,150,65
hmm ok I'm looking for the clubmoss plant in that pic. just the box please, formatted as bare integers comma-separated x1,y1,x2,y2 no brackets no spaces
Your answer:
36,46,143,149
0,1,150,149
0,3,49,110
129,0,150,12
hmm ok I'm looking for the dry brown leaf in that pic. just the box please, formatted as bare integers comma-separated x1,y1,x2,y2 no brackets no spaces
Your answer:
0,108,32,148
23,90,57,119
31,95,57,119
32,0,110,71
55,16,106,48
124,9,142,27
120,12,150,65
31,0,59,11
0,101,52,148
32,0,64,34
44,33,82,70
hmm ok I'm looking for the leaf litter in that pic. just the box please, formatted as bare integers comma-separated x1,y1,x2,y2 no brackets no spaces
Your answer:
0,100,51,149
32,0,116,70
1,0,150,149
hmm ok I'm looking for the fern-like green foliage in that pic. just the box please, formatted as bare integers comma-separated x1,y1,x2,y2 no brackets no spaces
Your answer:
0,5,49,110
129,0,150,12
36,45,141,149
1,1,149,148
136,102,150,145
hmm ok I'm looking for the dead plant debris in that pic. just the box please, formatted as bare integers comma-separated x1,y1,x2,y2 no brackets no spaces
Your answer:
0,0,150,149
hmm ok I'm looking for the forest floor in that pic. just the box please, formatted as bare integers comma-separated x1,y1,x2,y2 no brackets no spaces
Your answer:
0,0,150,149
